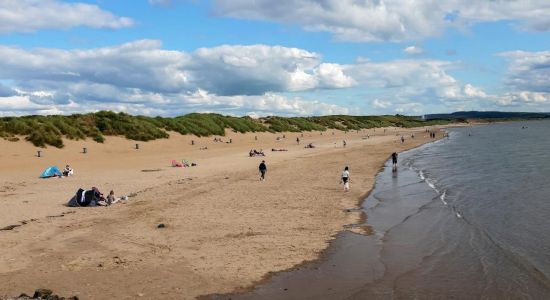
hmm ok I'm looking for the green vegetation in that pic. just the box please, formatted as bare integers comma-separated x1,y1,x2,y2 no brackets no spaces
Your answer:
0,111,453,148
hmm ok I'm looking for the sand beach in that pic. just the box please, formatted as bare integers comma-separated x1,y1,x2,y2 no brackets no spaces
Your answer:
0,127,445,299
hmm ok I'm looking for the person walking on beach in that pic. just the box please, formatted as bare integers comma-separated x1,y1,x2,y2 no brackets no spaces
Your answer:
343,140,347,148
259,160,267,181
401,136,405,144
391,152,398,170
296,137,300,145
342,166,350,192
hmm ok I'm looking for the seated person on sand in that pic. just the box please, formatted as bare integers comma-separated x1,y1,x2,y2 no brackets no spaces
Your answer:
98,190,123,206
63,165,74,176
249,149,266,157
106,190,119,205
305,143,315,148
96,193,108,206
89,187,108,206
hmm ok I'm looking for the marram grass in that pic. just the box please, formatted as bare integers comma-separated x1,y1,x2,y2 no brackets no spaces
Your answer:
0,111,452,148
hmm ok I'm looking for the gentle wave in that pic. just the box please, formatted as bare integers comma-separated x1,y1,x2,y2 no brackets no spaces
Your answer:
440,190,448,205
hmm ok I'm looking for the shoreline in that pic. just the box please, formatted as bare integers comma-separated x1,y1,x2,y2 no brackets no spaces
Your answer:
203,129,450,299
221,120,550,299
0,126,458,299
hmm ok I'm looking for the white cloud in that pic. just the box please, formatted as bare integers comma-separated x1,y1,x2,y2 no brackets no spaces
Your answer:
499,50,550,93
463,84,487,98
212,0,550,42
0,41,357,97
478,50,550,107
314,63,356,88
184,89,350,116
395,102,423,114
404,46,423,55
346,59,465,102
493,92,550,106
0,0,133,34
372,99,391,109
0,41,484,115
0,41,356,116
190,44,325,94
0,90,350,117
2,40,547,116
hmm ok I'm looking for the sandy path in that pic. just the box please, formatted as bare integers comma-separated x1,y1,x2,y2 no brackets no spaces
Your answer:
0,127,446,299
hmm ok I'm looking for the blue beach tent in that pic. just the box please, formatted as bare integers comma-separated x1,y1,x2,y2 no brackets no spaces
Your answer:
40,166,63,178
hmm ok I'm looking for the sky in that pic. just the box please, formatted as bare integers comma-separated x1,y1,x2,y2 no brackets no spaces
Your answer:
0,0,549,117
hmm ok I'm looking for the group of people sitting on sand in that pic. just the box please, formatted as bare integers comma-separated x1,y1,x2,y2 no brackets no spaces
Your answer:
213,137,233,144
249,149,265,157
68,187,127,207
171,160,197,167
304,143,315,148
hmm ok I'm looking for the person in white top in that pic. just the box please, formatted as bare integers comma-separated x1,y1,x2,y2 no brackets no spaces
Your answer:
342,166,350,192
63,165,74,176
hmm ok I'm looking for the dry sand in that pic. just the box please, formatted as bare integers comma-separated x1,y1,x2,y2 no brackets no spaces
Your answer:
0,126,448,299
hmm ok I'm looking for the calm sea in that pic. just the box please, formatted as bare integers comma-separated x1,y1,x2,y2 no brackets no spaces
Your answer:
212,120,550,300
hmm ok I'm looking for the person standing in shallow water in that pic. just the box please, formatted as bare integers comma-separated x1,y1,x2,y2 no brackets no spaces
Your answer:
259,160,267,181
342,166,350,192
392,152,398,170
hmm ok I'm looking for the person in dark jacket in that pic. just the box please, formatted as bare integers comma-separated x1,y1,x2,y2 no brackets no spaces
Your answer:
259,160,267,181
391,152,398,171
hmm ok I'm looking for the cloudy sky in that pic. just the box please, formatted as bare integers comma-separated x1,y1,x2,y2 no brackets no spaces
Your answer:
0,0,549,117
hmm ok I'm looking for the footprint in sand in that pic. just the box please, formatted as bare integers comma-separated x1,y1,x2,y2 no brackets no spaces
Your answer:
0,185,16,193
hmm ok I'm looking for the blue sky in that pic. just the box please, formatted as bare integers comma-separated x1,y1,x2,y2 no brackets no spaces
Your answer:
0,0,549,117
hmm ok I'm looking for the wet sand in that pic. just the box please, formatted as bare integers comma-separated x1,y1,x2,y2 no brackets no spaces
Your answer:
0,127,446,299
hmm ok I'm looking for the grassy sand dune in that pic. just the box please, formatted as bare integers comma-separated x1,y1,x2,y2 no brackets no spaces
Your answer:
0,111,451,148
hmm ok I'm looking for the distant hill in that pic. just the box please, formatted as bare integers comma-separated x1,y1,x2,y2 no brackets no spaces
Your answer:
425,111,550,120
0,111,451,148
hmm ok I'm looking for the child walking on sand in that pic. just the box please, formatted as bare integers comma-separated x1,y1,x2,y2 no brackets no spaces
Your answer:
342,166,350,192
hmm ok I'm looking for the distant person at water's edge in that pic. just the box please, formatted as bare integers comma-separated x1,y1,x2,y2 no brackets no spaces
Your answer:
342,166,350,192
259,160,267,181
392,152,398,169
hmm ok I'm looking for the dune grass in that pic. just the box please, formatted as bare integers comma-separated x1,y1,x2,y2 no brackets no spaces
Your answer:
0,111,452,148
